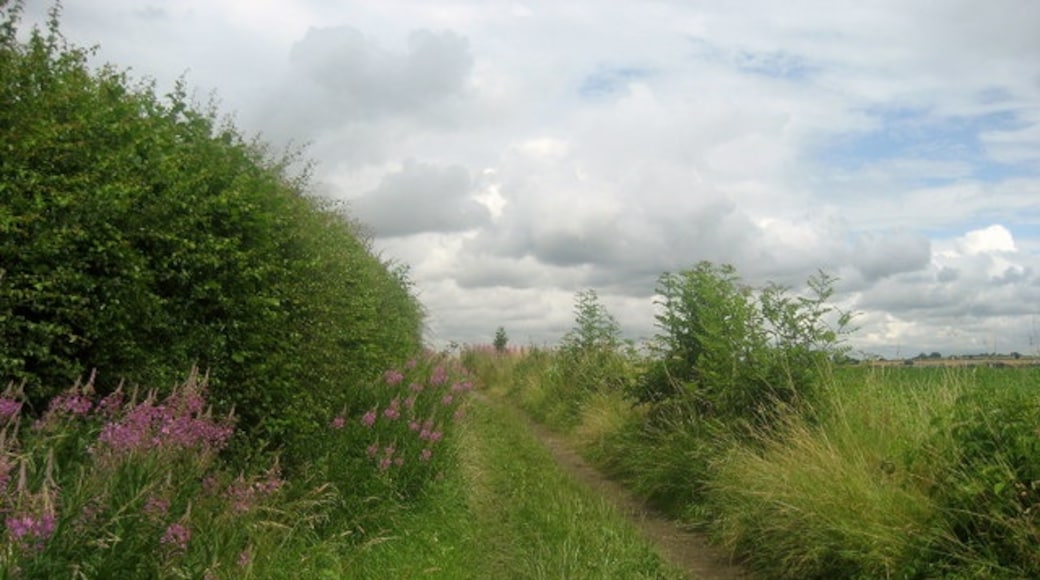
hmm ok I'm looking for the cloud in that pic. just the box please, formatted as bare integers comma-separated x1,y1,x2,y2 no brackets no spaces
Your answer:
254,24,474,145
850,230,932,281
349,160,489,237
39,0,1040,355
955,224,1017,255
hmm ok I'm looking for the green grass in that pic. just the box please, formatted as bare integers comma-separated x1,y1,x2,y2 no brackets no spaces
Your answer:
350,396,683,579
708,365,1040,578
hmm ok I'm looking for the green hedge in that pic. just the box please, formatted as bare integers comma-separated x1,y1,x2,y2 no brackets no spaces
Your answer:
0,2,423,457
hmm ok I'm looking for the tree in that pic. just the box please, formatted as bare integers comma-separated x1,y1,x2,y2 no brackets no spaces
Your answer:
639,262,852,426
493,327,509,353
561,289,621,352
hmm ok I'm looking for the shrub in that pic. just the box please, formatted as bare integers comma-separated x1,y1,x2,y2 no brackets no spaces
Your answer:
639,262,850,429
925,369,1040,576
0,2,423,456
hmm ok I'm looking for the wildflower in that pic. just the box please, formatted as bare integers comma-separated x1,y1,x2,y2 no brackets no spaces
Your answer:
409,382,424,393
420,448,433,462
0,398,21,423
441,394,454,406
161,522,191,553
383,370,405,386
366,443,379,457
95,388,125,418
330,415,346,430
0,455,13,492
405,358,418,369
143,496,170,521
5,510,57,553
361,409,377,428
430,366,448,386
394,457,404,467
408,420,421,432
378,457,392,471
51,392,93,416
383,398,401,421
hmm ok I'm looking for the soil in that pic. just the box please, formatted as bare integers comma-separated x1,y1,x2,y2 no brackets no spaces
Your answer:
521,417,749,580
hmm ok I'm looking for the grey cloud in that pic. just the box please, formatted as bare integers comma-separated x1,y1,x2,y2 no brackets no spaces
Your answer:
937,266,959,282
350,161,489,237
850,229,931,281
256,25,473,143
288,26,471,116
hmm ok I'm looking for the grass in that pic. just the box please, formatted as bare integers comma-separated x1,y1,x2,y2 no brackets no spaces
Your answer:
467,346,1040,578
343,393,683,579
465,398,682,579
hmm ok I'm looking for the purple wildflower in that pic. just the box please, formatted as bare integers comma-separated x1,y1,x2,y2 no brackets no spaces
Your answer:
161,522,191,552
52,393,93,416
0,398,21,422
383,370,405,386
441,394,454,406
409,382,424,393
143,496,170,521
366,443,379,457
5,510,57,552
430,366,448,386
361,409,377,428
420,448,433,462
330,415,346,430
383,398,401,421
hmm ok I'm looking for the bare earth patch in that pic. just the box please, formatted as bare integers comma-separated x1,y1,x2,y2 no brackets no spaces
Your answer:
523,418,749,580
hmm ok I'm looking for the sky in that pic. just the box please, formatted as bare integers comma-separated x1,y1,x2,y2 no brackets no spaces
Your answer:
20,0,1040,357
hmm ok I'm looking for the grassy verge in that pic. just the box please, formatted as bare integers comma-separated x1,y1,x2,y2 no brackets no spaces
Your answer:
350,396,683,579
468,347,1040,578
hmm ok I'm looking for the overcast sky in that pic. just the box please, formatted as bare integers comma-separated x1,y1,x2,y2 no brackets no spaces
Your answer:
23,0,1040,357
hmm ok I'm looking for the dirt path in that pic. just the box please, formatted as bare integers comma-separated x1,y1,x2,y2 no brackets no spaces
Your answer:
520,416,749,580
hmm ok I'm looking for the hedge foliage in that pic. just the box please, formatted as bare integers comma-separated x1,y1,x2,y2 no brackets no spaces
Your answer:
0,2,424,457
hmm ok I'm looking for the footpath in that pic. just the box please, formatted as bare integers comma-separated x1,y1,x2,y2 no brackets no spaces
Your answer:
471,393,748,579
517,410,748,580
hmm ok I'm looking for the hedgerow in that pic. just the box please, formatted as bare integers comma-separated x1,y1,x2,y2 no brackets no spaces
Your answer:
0,1,423,459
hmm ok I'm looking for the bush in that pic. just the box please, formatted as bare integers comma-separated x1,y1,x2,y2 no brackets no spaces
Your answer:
639,262,850,429
925,370,1040,576
0,2,423,457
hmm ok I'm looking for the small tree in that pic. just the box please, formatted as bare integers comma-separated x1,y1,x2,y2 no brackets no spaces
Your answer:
640,262,852,426
493,326,509,353
561,289,621,352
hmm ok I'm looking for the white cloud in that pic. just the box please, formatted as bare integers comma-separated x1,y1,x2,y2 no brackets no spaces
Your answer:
32,0,1040,354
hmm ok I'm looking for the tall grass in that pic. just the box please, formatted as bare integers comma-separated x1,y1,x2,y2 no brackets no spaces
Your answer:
471,340,1040,578
688,366,1040,578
